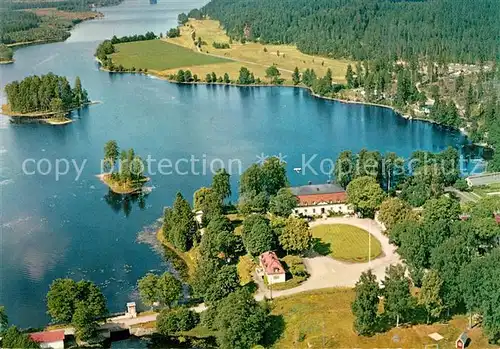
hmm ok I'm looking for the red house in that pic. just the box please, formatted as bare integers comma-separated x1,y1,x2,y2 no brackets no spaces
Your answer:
259,251,286,284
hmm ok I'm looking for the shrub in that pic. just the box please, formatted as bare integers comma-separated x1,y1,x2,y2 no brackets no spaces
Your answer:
283,255,307,277
453,178,470,191
157,307,200,335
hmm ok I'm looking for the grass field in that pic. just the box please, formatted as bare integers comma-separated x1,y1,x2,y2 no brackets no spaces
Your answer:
268,288,494,349
153,19,352,83
110,40,231,71
471,183,500,198
310,224,382,262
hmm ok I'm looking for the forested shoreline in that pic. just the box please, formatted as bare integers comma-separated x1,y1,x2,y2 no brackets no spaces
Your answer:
4,74,89,116
0,0,123,49
201,0,499,63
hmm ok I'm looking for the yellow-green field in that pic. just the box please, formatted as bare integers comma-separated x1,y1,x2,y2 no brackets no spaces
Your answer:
268,288,494,349
311,224,382,262
110,39,231,71
111,19,352,83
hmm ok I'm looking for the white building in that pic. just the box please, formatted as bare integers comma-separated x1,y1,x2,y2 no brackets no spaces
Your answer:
290,183,352,217
29,330,65,349
259,251,286,284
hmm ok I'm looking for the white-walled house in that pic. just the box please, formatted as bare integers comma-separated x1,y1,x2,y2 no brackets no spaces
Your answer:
259,251,286,284
290,183,352,217
29,330,65,349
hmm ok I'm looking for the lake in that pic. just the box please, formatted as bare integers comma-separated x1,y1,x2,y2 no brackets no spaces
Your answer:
0,0,479,328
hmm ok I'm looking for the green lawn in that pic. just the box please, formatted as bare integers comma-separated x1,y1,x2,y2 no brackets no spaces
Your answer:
111,40,231,71
472,183,500,198
310,224,382,262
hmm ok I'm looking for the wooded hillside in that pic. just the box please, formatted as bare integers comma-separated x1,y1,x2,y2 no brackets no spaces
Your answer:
201,0,500,63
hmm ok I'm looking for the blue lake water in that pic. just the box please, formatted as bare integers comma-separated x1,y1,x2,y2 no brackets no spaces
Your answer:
0,0,479,328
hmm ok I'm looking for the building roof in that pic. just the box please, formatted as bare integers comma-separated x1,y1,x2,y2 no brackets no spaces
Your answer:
260,251,285,275
466,172,500,186
297,192,347,206
29,330,65,343
290,183,345,196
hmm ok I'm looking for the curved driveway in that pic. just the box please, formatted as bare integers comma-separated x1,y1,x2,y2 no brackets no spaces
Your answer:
255,217,401,300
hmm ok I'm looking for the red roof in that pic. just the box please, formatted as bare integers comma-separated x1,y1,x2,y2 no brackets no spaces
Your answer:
297,192,347,206
260,251,285,275
29,330,65,343
495,213,500,224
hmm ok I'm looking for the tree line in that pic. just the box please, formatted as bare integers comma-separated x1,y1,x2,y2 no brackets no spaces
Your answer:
352,194,500,343
4,0,123,11
4,74,88,114
200,0,499,63
335,149,500,343
0,10,70,45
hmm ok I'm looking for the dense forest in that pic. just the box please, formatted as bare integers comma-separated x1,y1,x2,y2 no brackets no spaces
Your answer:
201,0,499,63
4,74,89,114
2,0,123,11
0,0,122,45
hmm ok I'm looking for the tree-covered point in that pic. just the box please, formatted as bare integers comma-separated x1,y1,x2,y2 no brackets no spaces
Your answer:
0,44,14,62
201,0,499,63
4,74,88,114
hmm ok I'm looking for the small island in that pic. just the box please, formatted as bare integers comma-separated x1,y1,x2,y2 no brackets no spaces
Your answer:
99,140,149,194
0,44,14,64
2,73,91,124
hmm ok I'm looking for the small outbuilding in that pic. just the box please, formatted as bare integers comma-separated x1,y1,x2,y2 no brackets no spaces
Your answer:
259,251,286,284
455,332,469,349
29,330,65,349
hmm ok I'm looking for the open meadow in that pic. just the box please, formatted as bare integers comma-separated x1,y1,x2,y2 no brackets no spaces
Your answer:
268,288,494,349
110,40,231,72
111,19,352,83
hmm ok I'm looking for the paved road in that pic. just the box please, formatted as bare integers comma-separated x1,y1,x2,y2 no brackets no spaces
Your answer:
445,187,481,203
255,217,401,300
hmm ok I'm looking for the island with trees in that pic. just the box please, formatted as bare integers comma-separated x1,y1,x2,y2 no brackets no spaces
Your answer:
3,73,90,124
99,140,149,194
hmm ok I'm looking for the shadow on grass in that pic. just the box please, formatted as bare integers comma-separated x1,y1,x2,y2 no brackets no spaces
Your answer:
312,237,331,256
261,314,285,347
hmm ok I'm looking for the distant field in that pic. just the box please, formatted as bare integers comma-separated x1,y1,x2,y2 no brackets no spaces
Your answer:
311,224,382,262
161,19,352,83
269,288,494,349
110,40,231,71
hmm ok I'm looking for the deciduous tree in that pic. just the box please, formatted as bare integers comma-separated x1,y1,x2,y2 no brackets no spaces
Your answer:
279,217,311,254
418,269,444,323
352,270,380,336
213,289,268,349
269,188,298,217
382,264,412,327
346,176,385,218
